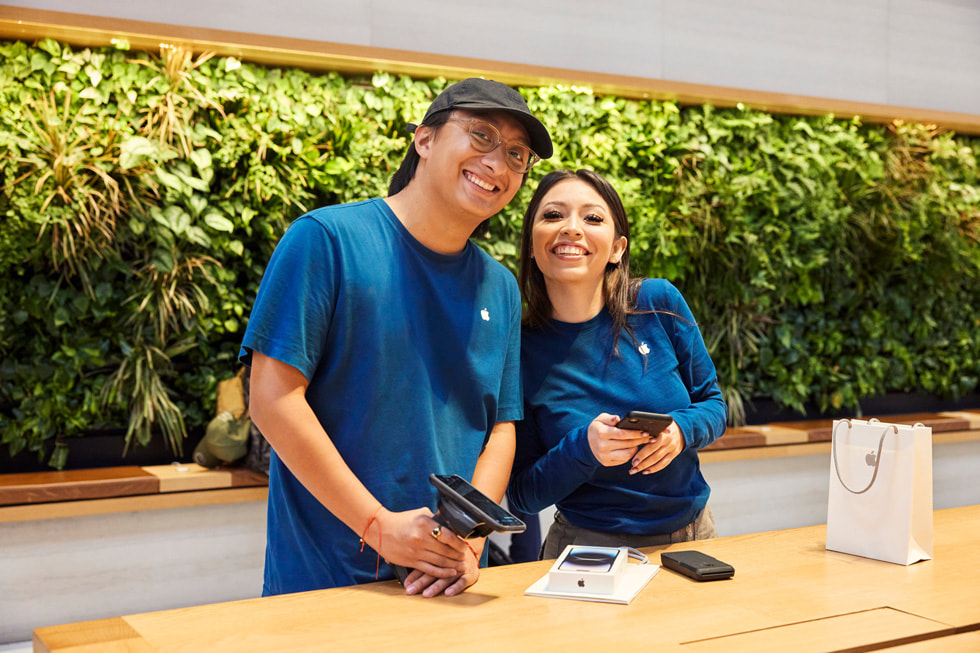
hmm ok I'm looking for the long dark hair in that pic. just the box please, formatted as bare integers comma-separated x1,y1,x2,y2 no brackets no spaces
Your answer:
518,169,643,347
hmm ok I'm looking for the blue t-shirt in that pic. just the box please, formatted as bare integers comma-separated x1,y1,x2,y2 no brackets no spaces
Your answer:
240,198,522,594
507,279,726,535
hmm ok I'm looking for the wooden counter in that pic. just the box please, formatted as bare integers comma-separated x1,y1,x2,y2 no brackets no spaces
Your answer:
33,505,980,652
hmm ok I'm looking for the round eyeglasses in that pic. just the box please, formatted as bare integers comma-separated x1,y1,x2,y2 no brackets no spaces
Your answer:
447,117,540,174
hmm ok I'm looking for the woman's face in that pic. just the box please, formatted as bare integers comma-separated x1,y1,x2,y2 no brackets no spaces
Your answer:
530,178,627,293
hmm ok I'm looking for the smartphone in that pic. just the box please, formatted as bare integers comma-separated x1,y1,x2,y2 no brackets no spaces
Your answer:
660,550,734,581
429,474,526,536
616,410,672,435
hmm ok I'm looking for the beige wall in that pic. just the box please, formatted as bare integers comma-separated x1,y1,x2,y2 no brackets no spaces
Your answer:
3,0,979,117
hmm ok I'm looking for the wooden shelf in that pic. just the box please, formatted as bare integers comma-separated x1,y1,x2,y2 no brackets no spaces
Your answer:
0,463,268,523
2,409,975,521
701,410,980,462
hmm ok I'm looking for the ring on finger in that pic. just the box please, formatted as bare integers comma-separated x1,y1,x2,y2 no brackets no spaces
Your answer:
431,525,442,539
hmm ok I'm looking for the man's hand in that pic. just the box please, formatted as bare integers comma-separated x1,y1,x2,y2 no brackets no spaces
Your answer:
365,508,467,581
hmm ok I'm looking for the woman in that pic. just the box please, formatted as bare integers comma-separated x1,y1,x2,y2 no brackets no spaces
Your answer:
507,169,727,559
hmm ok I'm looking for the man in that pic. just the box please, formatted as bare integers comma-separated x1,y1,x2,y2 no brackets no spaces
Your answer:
240,78,552,598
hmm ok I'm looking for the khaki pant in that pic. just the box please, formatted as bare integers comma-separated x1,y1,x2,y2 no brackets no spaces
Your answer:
541,506,717,560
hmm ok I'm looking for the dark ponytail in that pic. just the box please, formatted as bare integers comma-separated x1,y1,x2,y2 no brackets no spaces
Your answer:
387,113,451,196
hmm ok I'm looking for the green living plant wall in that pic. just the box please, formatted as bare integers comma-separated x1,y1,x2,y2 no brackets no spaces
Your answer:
1,38,979,468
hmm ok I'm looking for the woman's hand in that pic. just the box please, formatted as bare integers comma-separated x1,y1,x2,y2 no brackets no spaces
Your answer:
588,413,653,467
402,534,482,598
629,421,684,475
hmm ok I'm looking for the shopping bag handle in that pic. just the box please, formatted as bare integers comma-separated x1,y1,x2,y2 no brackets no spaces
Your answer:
831,418,896,494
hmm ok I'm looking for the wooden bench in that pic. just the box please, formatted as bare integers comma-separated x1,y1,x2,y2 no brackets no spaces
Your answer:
0,463,268,523
700,409,980,462
2,409,978,524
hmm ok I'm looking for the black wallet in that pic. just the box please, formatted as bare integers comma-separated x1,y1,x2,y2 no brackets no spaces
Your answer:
660,550,734,581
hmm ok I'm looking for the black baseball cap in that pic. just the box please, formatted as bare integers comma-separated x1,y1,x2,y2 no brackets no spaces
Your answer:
411,78,553,159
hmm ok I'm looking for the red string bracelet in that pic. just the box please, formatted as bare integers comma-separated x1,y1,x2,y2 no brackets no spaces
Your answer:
359,505,383,579
463,539,479,561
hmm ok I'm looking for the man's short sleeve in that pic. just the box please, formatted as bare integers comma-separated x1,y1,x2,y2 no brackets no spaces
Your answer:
240,217,336,380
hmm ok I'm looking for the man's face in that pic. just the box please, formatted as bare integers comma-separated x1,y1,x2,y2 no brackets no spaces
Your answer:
415,109,531,224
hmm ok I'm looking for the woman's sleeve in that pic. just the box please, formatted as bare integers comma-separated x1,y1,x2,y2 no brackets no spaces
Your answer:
506,417,600,515
660,282,728,450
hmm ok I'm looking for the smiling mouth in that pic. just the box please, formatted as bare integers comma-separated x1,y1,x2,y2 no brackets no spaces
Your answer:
553,245,588,256
464,170,497,192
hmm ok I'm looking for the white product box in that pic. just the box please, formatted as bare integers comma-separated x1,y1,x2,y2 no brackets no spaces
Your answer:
547,545,628,595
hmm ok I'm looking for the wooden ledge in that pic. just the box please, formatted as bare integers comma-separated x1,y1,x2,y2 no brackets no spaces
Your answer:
0,466,157,506
0,463,268,507
0,463,268,523
701,409,980,462
1,410,977,521
0,486,268,523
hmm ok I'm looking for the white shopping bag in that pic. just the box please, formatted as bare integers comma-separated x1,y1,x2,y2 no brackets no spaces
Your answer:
826,418,933,565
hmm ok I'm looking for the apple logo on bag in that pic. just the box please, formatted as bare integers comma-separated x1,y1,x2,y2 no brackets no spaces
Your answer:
577,579,585,588
865,450,877,466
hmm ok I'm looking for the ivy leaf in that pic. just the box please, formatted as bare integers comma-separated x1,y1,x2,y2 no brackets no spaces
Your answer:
119,136,158,170
204,212,235,233
325,157,353,175
155,169,186,193
189,149,213,180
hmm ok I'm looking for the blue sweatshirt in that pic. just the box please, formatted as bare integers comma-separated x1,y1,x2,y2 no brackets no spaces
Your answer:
507,279,727,535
